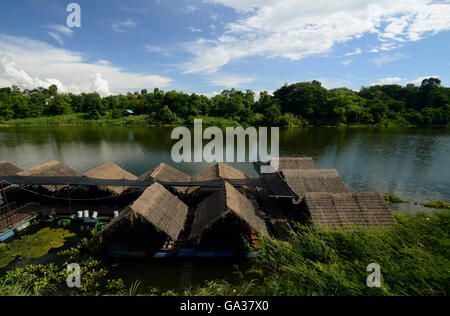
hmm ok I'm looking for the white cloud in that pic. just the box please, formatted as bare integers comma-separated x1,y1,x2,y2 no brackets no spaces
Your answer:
373,53,409,66
91,73,111,97
185,5,198,13
0,34,172,94
112,19,137,33
207,74,255,87
408,75,440,85
186,0,450,73
46,25,74,46
372,77,403,85
341,60,352,66
145,45,170,56
345,48,362,56
189,27,203,33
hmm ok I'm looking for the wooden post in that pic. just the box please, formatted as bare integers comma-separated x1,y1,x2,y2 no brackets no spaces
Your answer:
1,182,11,227
68,185,72,214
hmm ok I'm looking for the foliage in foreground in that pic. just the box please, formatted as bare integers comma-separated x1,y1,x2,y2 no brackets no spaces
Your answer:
189,210,450,296
1,211,448,296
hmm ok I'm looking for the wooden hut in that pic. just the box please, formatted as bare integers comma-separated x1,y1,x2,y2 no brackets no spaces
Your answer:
84,162,138,195
187,163,248,195
99,182,188,244
189,182,268,249
17,160,81,192
139,163,191,195
303,191,396,228
281,169,350,200
0,161,23,178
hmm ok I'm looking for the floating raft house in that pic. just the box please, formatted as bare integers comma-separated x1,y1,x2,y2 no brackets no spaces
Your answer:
84,162,138,195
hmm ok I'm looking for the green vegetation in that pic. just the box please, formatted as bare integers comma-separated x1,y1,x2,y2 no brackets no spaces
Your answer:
1,78,449,127
1,210,448,296
0,228,75,269
188,210,450,296
384,194,407,205
423,201,450,210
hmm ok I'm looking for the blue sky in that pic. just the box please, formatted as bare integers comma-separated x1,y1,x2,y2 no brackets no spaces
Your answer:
0,0,449,96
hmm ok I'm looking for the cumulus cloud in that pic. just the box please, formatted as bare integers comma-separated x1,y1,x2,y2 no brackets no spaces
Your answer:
91,73,111,97
408,75,440,85
0,34,172,94
371,77,403,85
185,0,450,73
0,53,67,92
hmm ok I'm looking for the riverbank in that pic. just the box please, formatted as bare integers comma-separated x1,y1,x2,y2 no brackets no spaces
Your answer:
1,203,448,296
1,114,445,128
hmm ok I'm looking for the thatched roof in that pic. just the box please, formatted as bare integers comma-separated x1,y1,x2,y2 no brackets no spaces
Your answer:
271,157,316,171
139,163,191,194
304,191,396,227
189,182,268,240
130,183,189,240
0,161,23,177
188,163,248,195
84,162,138,195
18,161,81,192
282,169,350,200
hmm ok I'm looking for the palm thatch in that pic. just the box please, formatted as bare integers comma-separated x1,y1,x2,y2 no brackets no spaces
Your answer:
304,191,396,227
189,182,269,241
0,161,23,177
282,169,350,200
0,161,23,186
84,162,138,195
187,163,248,195
139,163,191,194
18,160,81,192
271,157,316,171
130,182,189,240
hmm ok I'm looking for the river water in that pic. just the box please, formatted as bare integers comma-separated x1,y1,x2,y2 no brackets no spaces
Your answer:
0,126,449,202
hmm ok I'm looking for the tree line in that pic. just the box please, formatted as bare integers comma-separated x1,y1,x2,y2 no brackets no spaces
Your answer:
0,78,448,126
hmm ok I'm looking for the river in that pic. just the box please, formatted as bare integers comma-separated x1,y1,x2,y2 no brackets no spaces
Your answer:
0,126,449,202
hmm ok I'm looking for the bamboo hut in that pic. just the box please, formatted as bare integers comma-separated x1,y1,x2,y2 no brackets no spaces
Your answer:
139,163,191,194
303,191,396,228
17,160,81,192
189,182,268,248
281,169,350,200
187,163,248,195
99,182,188,242
84,162,138,195
271,157,316,171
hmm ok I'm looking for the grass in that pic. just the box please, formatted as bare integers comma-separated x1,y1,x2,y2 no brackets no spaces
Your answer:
187,210,450,296
384,194,407,205
423,201,450,210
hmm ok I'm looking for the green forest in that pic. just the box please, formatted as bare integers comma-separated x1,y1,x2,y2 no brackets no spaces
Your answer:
0,77,449,127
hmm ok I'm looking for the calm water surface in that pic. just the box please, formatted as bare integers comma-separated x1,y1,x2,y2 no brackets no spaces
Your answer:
0,126,448,202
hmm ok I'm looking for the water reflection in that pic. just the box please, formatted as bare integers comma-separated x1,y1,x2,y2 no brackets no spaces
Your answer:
0,126,448,202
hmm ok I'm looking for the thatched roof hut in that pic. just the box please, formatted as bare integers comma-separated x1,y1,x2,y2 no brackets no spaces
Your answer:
187,163,248,195
99,183,188,241
84,162,138,195
17,160,81,192
189,182,269,241
0,161,23,177
271,157,316,170
0,161,23,186
139,163,191,194
304,191,396,227
282,169,350,200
